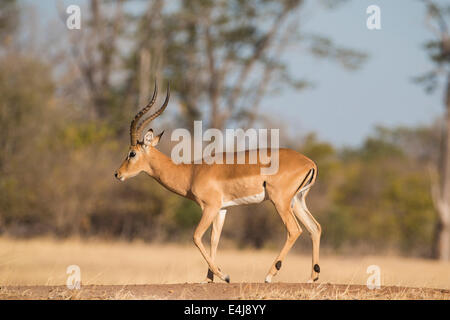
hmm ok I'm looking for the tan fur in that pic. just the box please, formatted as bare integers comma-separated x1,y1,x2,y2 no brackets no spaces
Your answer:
116,143,320,283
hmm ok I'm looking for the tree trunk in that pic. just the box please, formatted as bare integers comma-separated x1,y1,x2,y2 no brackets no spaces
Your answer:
435,221,450,260
139,48,151,108
434,72,450,261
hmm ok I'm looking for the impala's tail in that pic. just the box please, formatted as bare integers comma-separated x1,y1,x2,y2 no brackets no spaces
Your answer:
295,167,316,196
289,167,316,209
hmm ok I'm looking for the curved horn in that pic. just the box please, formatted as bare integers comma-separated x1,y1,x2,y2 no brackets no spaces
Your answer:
135,83,170,142
130,81,158,145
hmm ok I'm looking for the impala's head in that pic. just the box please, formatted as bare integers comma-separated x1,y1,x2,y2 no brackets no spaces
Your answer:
114,82,169,181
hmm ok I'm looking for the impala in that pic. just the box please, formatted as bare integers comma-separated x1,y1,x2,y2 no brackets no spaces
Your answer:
114,82,322,283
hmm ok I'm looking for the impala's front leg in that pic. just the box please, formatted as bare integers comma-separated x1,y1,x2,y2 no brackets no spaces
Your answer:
204,209,227,283
194,206,230,283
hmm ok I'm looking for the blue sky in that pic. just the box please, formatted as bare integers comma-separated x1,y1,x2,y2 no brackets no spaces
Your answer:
267,0,444,146
23,0,445,147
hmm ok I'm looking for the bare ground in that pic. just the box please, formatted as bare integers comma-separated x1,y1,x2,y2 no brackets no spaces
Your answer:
1,283,449,300
2,238,450,300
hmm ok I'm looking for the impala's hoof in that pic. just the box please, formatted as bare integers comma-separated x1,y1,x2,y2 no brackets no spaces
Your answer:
224,275,230,283
265,275,272,283
307,277,319,283
201,278,213,284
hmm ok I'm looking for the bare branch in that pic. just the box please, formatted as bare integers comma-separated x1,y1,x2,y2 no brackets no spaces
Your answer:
226,7,292,114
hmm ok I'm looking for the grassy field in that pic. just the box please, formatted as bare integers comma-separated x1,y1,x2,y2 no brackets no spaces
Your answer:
0,237,449,299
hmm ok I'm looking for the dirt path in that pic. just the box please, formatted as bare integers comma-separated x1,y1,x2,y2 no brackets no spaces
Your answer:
1,283,449,300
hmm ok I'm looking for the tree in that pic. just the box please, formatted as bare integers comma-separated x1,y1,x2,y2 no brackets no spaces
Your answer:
416,0,450,260
61,0,367,132
0,0,18,44
62,0,128,119
128,0,367,130
321,127,437,255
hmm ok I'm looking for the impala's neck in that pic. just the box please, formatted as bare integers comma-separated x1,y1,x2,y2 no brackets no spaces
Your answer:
144,148,193,197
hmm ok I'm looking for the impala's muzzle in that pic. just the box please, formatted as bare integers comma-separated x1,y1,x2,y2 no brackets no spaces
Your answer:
114,171,125,181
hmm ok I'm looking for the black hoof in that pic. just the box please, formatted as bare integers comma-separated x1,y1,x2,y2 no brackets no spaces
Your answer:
313,277,319,282
224,275,230,283
207,269,214,281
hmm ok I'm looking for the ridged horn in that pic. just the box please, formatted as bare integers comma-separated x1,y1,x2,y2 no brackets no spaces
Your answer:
135,83,170,142
130,81,158,145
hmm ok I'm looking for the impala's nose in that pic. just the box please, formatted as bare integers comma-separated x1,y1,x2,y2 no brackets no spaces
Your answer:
115,171,125,181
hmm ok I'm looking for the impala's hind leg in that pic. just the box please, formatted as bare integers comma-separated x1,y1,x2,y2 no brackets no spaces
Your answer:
265,200,303,283
292,190,321,282
203,209,227,283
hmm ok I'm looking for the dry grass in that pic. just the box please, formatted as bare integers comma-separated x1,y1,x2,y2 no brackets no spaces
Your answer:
1,283,448,300
0,237,449,299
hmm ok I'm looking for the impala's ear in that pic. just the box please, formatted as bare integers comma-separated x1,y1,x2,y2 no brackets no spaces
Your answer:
143,129,164,147
143,129,154,146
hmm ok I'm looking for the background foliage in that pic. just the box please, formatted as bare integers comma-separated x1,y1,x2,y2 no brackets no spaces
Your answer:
0,0,443,258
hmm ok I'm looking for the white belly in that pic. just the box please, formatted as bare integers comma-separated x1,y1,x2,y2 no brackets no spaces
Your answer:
221,191,266,208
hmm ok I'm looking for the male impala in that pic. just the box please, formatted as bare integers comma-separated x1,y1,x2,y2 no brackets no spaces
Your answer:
115,83,322,283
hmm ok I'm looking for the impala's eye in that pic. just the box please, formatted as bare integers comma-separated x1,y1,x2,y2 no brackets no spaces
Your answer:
129,151,136,158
